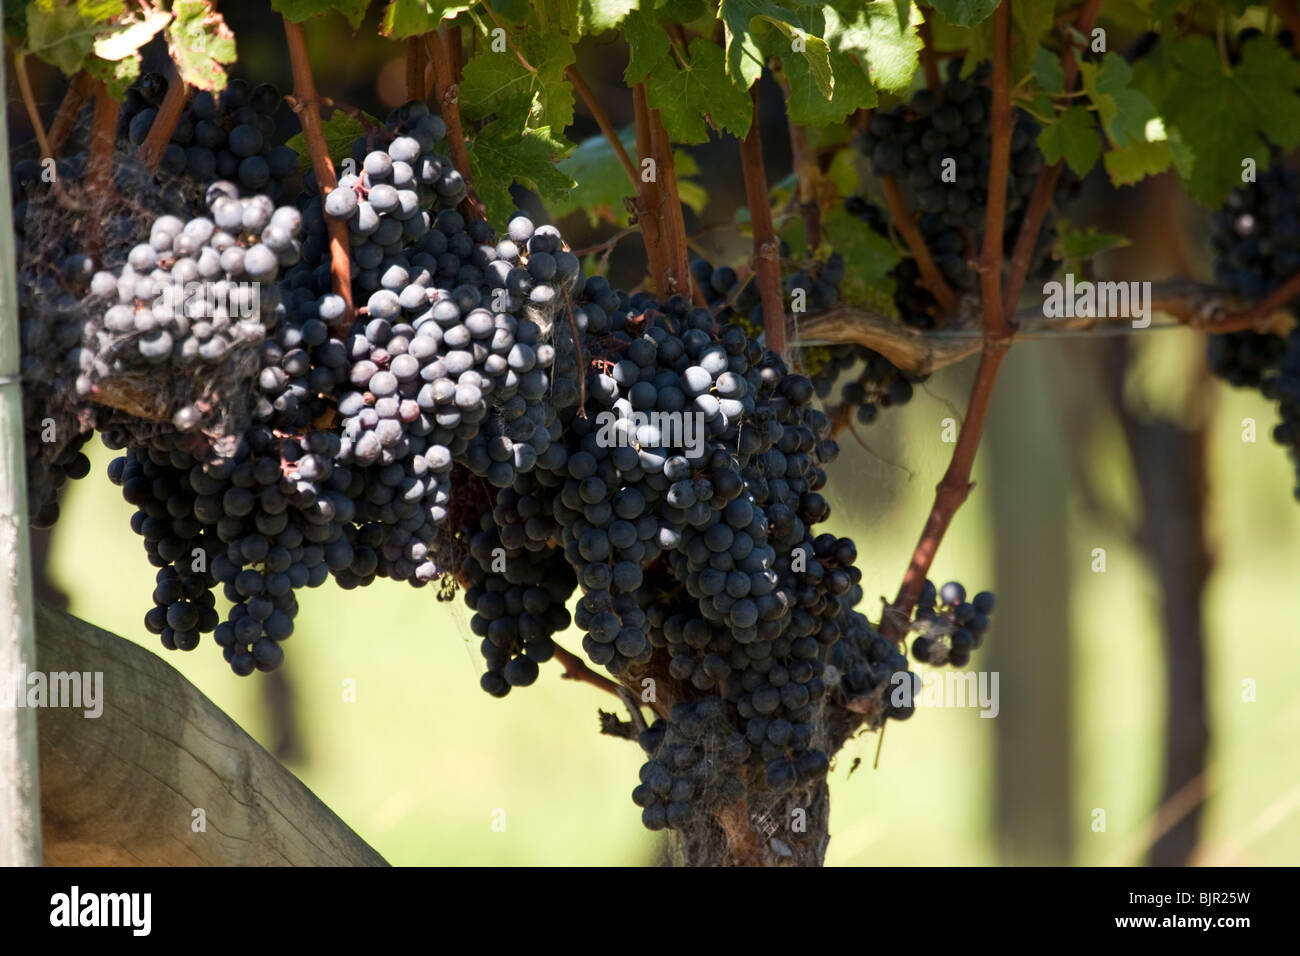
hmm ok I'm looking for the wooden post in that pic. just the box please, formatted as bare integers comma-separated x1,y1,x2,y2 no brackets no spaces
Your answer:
0,24,44,866
35,606,387,866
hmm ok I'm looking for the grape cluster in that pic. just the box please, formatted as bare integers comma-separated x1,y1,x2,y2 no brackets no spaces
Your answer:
1208,162,1300,497
16,88,994,842
861,66,1044,234
118,74,300,199
908,580,995,668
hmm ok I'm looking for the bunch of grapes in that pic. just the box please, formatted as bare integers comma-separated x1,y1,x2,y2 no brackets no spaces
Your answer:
909,580,996,668
118,74,300,198
15,80,998,843
1208,162,1300,497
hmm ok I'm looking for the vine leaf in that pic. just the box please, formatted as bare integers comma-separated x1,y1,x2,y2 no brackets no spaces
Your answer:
86,51,141,98
167,0,237,91
467,98,575,228
93,9,170,62
717,0,825,91
645,37,754,143
823,1,922,95
271,0,373,28
461,31,577,132
1079,55,1158,150
1037,105,1101,177
623,8,671,84
580,0,636,32
24,1,109,74
1056,224,1130,261
821,205,899,310
1153,35,1300,204
926,0,998,28
284,110,377,170
785,49,875,125
1030,44,1064,94
549,128,704,226
378,0,471,38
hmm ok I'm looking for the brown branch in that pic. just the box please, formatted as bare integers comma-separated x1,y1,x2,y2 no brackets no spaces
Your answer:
632,83,672,295
566,65,637,188
140,72,189,173
447,25,464,78
880,0,1014,640
879,177,957,313
283,17,355,333
1004,0,1103,319
774,65,821,250
13,53,55,162
650,106,691,299
87,82,118,217
406,37,427,101
918,16,942,92
980,2,1013,339
426,30,484,222
740,88,787,359
796,279,1289,376
552,642,627,700
49,71,93,154
881,343,1009,640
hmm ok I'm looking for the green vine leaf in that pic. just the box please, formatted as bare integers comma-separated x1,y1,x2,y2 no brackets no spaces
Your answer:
271,0,373,28
1037,105,1101,177
167,0,237,91
284,109,377,171
580,0,636,32
549,127,704,226
378,0,471,38
823,1,922,95
645,36,754,143
927,0,998,29
822,205,899,310
468,98,576,228
1153,35,1300,204
85,51,140,98
785,49,875,125
1079,54,1159,150
460,30,576,133
24,0,122,75
623,8,671,84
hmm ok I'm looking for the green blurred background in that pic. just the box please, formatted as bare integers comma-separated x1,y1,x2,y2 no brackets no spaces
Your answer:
12,5,1300,865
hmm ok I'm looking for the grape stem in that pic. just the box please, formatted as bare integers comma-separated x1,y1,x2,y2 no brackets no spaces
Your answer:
551,641,630,701
878,176,958,313
881,1,1014,641
631,84,674,296
773,64,822,250
406,37,426,102
740,88,788,359
12,53,79,211
140,68,189,174
49,71,93,155
282,16,356,333
87,80,119,240
425,29,485,222
1003,0,1104,320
